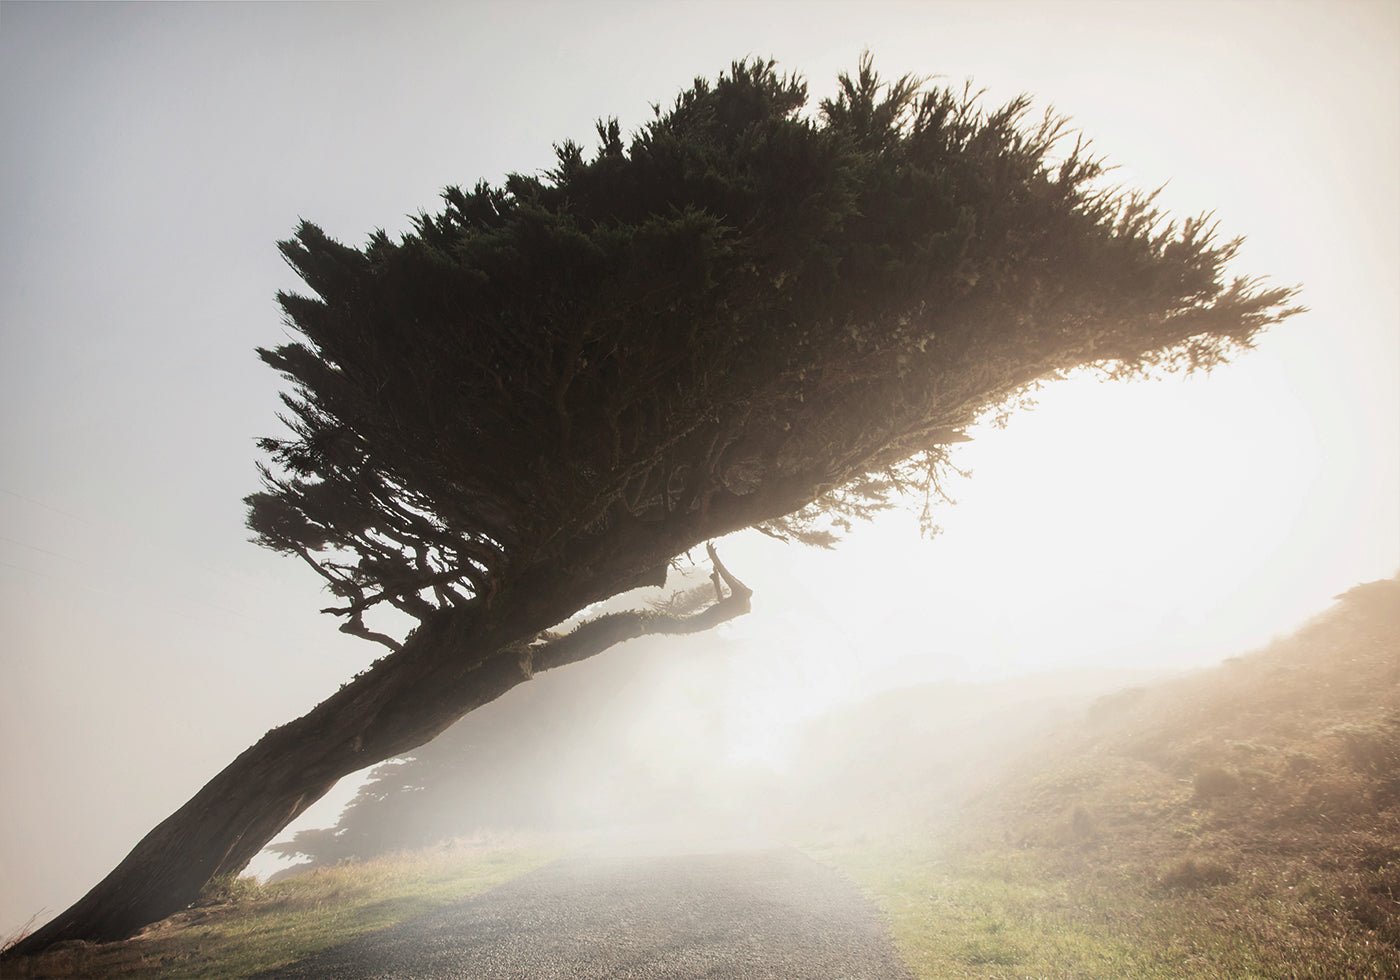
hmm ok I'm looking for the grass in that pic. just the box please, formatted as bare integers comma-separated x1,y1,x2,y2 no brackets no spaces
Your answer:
1,836,563,979
816,832,1399,980
809,577,1400,979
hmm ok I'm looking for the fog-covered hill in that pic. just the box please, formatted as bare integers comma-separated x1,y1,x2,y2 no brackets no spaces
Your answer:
943,574,1400,973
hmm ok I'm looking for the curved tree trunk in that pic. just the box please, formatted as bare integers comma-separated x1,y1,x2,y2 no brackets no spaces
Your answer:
3,544,752,959
4,611,511,954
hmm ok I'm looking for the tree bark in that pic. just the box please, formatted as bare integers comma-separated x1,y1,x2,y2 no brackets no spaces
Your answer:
3,544,753,958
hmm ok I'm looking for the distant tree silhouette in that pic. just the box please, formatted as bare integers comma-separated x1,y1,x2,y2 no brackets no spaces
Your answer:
6,57,1300,956
268,631,736,867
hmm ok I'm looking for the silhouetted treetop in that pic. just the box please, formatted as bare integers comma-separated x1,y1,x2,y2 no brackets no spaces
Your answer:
248,56,1299,647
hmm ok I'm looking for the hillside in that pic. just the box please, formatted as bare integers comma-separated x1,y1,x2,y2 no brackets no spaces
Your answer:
782,667,1167,831
984,575,1399,894
829,575,1400,979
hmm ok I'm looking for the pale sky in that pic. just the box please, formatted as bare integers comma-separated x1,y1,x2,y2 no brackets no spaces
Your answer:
2,0,1397,937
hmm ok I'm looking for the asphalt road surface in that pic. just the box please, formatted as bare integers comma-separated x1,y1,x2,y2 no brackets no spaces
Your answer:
254,840,915,979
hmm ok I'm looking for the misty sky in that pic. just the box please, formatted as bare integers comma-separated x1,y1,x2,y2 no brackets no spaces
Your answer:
2,0,1397,938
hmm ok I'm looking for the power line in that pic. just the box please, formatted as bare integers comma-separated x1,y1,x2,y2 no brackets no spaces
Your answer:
0,487,95,527
0,533,77,562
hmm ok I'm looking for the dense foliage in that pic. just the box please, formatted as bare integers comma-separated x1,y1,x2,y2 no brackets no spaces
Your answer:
247,57,1298,648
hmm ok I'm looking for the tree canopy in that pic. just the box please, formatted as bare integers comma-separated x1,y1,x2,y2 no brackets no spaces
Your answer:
247,57,1299,651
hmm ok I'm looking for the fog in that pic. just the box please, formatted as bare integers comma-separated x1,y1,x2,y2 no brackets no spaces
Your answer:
254,563,1156,880
3,0,1397,939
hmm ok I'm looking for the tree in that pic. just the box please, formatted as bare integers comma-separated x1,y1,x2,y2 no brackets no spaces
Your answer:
267,621,756,868
4,57,1300,956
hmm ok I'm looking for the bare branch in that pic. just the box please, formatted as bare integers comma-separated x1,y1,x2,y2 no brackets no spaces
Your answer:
531,545,752,673
705,540,752,602
337,614,403,653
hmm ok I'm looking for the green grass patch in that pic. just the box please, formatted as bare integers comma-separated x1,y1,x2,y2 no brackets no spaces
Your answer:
812,835,1219,979
3,837,564,979
815,835,1208,977
812,827,1400,979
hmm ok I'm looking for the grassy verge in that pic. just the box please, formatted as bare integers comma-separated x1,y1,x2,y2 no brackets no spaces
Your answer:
812,819,1399,980
2,836,564,979
814,833,1254,979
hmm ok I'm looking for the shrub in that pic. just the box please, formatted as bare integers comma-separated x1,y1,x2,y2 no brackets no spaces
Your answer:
1155,856,1237,892
1193,767,1242,801
1322,721,1400,776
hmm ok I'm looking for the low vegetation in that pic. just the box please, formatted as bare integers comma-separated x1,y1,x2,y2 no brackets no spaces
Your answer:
1,837,561,979
819,576,1400,978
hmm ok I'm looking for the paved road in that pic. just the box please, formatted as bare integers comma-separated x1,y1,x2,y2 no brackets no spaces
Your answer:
254,841,915,979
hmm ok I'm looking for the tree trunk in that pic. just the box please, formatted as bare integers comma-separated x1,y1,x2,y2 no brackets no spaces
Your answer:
3,543,753,958
3,607,524,955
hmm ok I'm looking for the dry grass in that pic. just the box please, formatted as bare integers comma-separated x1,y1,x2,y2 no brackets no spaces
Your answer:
817,577,1400,979
1,835,563,979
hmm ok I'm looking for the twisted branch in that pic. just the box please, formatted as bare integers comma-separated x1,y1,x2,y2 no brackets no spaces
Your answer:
528,542,751,674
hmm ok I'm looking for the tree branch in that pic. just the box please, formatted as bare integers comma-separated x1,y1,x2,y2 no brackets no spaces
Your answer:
337,613,404,653
705,540,751,602
529,543,751,674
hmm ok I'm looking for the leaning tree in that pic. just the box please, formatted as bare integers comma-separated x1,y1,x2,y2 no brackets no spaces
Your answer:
5,58,1300,956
